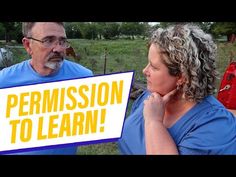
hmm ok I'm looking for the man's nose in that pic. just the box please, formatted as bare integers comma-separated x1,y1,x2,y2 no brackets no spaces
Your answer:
52,42,66,52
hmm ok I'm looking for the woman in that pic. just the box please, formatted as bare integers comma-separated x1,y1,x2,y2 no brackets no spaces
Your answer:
118,23,236,155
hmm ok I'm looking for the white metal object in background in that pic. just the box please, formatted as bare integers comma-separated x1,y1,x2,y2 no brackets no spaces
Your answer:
0,47,13,69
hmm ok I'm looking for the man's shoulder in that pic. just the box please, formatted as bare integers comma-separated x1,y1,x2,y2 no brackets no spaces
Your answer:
0,60,29,88
63,60,93,75
64,59,86,68
1,60,28,70
0,60,28,76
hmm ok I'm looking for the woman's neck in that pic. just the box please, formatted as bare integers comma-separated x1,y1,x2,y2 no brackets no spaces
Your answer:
163,98,196,128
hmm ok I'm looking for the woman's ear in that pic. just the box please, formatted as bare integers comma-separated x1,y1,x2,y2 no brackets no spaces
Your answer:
176,74,186,86
22,37,33,56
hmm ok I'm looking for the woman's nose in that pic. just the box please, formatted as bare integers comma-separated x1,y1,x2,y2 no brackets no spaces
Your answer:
143,64,149,76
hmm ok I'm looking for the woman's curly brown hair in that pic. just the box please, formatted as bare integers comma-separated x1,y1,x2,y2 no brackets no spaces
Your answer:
149,23,219,102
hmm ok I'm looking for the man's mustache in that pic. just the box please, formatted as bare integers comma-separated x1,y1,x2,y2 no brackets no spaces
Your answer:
48,52,64,60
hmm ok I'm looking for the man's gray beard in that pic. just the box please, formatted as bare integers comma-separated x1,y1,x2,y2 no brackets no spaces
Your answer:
45,61,63,70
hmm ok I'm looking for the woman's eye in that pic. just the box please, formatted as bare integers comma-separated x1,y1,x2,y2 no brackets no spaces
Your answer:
151,65,158,70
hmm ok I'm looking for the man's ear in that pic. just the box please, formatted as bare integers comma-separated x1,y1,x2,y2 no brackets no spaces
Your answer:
22,37,33,55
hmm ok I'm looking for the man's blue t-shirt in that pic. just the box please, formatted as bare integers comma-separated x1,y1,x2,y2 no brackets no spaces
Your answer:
118,90,236,155
0,59,93,155
0,59,93,89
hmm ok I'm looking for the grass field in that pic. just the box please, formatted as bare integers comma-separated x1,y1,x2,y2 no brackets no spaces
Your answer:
1,39,236,155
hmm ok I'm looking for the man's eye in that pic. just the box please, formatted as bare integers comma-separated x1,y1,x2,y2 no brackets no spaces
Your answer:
43,38,54,43
45,39,53,43
60,40,66,44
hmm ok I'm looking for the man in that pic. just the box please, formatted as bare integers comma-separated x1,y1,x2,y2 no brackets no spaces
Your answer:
0,22,93,154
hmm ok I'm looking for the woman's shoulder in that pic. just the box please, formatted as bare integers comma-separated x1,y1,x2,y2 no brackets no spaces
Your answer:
178,95,236,129
134,90,150,103
129,90,150,113
193,95,236,124
227,109,236,117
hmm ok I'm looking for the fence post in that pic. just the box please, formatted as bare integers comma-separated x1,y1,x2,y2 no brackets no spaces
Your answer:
103,47,107,74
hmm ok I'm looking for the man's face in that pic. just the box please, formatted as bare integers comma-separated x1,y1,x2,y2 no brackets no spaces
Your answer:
26,22,67,76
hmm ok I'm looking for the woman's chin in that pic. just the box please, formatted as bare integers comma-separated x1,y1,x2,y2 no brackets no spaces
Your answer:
146,86,153,92
147,87,163,96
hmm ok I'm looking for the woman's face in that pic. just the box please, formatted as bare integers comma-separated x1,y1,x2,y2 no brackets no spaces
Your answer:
143,43,178,95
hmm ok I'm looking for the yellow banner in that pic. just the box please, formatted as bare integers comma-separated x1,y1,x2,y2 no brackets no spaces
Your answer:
0,72,133,154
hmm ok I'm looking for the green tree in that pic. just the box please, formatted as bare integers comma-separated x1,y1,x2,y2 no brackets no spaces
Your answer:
210,22,236,40
120,22,146,39
0,22,22,43
94,22,106,39
83,23,98,40
65,22,83,39
2,22,16,43
15,22,23,44
102,23,120,40
0,23,5,40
